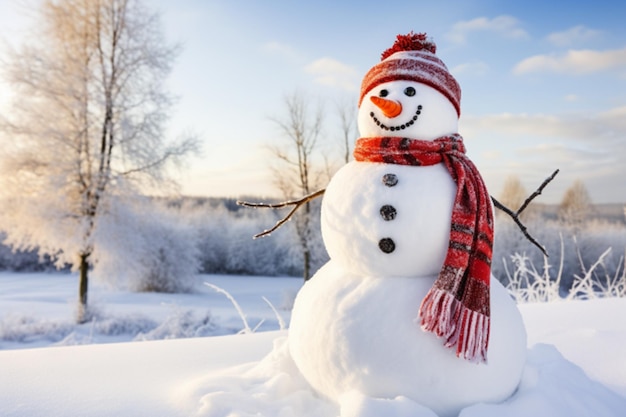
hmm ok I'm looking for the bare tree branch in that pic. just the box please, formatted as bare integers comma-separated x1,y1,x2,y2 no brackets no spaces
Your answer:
492,169,560,257
266,91,326,281
335,97,357,164
240,169,559,258
237,189,326,239
518,169,560,214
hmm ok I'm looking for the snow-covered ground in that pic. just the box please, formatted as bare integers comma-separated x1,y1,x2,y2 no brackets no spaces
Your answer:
0,272,301,349
1,272,625,416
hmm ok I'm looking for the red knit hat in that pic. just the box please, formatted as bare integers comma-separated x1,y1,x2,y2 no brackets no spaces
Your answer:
360,32,461,116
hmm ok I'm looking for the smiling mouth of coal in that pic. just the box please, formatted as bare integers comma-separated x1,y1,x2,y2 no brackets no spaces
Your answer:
369,104,423,132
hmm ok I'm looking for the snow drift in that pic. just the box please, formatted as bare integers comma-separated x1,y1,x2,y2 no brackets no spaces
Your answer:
1,294,625,417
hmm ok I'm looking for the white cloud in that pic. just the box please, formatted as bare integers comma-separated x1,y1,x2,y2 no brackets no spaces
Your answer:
451,61,490,77
304,57,359,91
481,150,501,160
546,25,602,47
600,105,626,120
516,143,609,164
564,94,579,102
462,107,626,143
261,41,300,60
513,47,626,75
462,108,626,203
447,15,529,44
305,57,357,77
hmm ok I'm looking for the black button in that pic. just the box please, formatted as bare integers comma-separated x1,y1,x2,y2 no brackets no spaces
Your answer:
378,238,395,254
380,205,397,221
382,173,398,187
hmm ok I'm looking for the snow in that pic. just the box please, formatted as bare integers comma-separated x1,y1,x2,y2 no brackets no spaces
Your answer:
0,272,300,349
321,162,456,277
0,272,625,416
289,262,526,417
1,330,280,417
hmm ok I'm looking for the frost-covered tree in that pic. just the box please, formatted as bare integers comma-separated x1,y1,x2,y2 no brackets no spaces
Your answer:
558,179,593,231
269,92,326,281
497,176,527,216
93,197,200,293
0,0,197,322
335,97,357,164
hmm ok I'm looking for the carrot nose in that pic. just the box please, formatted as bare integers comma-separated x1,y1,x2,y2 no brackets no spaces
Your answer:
370,96,403,118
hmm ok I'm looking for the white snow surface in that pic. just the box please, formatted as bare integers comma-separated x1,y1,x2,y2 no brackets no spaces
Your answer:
0,273,625,417
321,162,456,278
289,262,526,417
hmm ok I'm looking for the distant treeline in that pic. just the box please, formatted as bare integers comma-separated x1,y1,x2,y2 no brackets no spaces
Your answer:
0,196,328,280
1,197,625,297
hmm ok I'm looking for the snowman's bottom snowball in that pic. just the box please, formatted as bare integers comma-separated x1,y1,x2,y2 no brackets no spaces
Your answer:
288,261,527,417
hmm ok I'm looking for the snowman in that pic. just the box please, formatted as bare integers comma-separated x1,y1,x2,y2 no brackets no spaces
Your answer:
288,33,527,417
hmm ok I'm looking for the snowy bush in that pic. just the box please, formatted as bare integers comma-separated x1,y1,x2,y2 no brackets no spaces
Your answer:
0,313,74,344
0,234,59,271
0,308,223,348
504,252,562,303
495,212,626,301
92,197,201,293
185,198,328,278
133,309,217,341
0,195,326,282
504,246,625,303
92,313,159,337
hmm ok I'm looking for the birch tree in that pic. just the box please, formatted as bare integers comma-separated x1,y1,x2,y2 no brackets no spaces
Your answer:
269,92,324,281
0,0,197,322
335,98,356,164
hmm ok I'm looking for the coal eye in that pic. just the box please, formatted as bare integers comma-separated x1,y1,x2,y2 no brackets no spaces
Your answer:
404,87,416,97
379,89,389,97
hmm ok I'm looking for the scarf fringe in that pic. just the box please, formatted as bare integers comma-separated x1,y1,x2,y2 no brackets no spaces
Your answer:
419,288,489,363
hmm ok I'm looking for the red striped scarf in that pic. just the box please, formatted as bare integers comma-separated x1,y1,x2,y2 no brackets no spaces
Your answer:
354,134,493,363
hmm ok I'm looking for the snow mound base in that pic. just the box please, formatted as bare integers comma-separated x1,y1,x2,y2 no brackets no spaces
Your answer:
187,338,626,417
187,336,335,417
461,343,626,417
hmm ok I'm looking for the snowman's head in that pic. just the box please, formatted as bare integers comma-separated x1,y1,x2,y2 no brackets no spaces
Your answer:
358,80,459,140
358,32,461,141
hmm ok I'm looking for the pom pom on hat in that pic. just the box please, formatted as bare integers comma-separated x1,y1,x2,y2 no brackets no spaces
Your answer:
360,32,461,116
381,32,437,60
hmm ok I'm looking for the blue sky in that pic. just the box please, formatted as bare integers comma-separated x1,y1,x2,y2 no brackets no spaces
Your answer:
1,0,625,204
